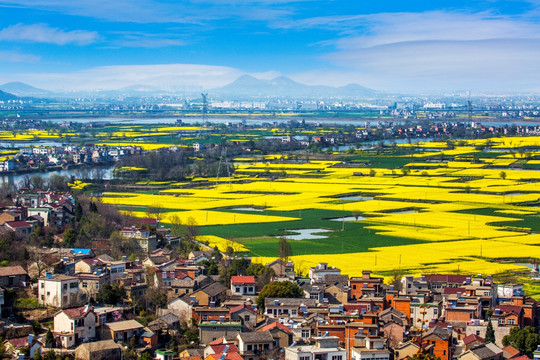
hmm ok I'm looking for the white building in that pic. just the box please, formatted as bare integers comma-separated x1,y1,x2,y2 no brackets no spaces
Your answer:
38,274,81,308
121,226,156,252
410,300,442,329
230,276,256,296
28,208,50,226
309,263,341,283
496,284,524,300
285,336,346,360
109,261,127,282
54,305,96,348
265,298,317,319
351,336,390,360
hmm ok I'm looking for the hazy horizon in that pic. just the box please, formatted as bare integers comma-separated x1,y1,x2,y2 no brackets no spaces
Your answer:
1,0,540,94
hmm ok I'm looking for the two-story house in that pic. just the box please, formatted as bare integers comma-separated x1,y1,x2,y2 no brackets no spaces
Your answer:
236,331,275,360
264,298,317,318
38,274,81,308
285,336,346,360
121,226,156,252
54,305,96,348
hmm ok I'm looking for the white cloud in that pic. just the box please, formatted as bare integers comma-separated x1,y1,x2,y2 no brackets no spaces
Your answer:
11,64,248,91
328,11,540,48
287,10,540,92
0,50,40,63
291,39,540,92
0,23,99,45
0,0,293,24
111,32,186,48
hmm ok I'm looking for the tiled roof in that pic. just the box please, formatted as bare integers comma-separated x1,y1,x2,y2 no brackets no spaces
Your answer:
259,321,292,334
209,338,225,345
511,355,531,360
7,336,32,348
75,340,122,352
62,306,93,319
198,282,227,297
82,258,106,266
503,345,521,358
443,287,467,295
238,331,274,343
0,265,27,277
230,276,255,284
208,353,243,360
463,334,484,345
423,274,469,283
230,304,256,315
106,319,144,332
6,220,31,228
211,344,240,354
496,305,522,315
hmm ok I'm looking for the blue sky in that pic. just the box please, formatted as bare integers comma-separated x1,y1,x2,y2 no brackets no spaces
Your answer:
0,0,540,93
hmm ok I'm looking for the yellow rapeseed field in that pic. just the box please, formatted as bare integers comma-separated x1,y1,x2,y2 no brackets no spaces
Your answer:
101,139,540,278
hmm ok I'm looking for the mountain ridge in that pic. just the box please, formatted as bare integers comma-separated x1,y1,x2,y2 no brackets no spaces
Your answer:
210,75,377,98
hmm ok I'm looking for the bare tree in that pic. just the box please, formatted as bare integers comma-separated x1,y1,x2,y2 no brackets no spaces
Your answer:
146,203,166,222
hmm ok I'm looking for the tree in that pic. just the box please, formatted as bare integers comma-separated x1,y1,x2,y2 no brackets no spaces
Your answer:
48,174,69,192
184,217,199,241
146,203,165,222
277,237,292,263
89,201,98,213
485,320,495,344
387,269,404,292
246,263,275,289
96,283,126,305
410,352,441,360
211,246,222,261
62,227,76,247
500,171,507,180
74,202,83,222
30,175,45,190
45,329,54,347
256,281,303,310
168,214,184,237
140,352,153,360
502,326,540,357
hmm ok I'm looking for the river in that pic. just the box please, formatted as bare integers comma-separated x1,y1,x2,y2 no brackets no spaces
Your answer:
0,165,115,185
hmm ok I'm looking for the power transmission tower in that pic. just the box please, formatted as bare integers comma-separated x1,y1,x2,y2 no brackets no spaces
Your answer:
216,145,232,187
467,91,473,124
201,93,208,123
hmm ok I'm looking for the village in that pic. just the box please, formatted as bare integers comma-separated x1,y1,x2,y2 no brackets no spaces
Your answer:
0,189,537,360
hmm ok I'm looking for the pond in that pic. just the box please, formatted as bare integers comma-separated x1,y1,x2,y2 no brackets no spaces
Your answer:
329,215,365,222
339,196,373,201
283,228,334,241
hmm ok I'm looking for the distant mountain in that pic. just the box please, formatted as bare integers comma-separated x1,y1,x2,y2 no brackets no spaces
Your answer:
210,75,377,99
0,90,18,101
0,82,53,97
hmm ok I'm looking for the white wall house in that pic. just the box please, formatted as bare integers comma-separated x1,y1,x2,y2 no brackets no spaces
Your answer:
230,276,256,296
54,306,96,348
285,336,346,360
38,274,81,308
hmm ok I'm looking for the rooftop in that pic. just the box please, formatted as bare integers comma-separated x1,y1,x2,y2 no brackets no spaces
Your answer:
105,319,144,332
0,265,27,277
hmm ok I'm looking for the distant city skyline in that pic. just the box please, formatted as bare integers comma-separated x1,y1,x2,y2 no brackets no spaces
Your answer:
1,0,540,94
